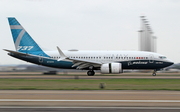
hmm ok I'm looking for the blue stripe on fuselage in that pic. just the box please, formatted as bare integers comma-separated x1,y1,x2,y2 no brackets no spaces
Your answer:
9,53,74,69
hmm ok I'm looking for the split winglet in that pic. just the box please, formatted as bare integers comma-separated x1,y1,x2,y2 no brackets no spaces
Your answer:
57,46,67,61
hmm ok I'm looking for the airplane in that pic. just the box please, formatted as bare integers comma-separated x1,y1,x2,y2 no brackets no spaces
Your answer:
4,17,174,76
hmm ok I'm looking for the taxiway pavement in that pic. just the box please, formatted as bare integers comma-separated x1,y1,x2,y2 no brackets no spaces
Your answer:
1,90,180,107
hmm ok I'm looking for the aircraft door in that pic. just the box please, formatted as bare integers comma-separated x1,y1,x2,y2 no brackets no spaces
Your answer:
149,54,154,63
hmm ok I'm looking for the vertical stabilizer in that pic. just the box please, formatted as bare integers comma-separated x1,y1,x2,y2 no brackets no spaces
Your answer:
8,17,49,57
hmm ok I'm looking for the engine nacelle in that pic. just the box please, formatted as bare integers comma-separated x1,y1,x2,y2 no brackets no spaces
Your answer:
100,63,123,74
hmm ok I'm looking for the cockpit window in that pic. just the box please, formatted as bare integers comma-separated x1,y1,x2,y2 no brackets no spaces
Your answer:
159,56,166,59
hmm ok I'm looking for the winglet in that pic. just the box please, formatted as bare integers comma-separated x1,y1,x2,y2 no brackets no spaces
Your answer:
57,46,67,61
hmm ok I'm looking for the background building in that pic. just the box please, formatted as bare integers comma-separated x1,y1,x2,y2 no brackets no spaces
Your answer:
139,16,157,52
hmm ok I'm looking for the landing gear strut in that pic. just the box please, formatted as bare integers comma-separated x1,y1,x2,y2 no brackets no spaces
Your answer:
152,70,156,76
87,70,95,76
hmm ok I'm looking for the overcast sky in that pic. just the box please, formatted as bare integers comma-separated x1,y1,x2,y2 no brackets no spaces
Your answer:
0,0,180,65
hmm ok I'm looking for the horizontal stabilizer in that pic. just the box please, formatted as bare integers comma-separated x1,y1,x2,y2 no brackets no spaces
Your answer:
3,49,31,56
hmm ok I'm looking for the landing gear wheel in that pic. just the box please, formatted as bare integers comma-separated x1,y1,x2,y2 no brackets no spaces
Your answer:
87,70,95,76
152,70,156,76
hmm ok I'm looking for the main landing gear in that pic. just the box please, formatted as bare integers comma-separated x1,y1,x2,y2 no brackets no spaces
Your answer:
87,70,95,76
87,66,95,76
152,70,156,76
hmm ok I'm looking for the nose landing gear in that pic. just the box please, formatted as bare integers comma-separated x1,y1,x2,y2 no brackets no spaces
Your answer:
152,70,156,76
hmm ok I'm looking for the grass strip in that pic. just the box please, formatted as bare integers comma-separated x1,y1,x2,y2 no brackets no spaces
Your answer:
0,79,180,90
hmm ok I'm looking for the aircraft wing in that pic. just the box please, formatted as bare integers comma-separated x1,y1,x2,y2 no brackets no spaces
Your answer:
68,58,102,69
57,47,102,69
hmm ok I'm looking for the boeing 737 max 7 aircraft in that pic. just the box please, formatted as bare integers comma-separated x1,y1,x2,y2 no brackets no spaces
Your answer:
4,17,174,76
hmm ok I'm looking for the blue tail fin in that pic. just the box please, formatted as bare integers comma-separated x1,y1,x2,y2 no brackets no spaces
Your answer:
8,17,49,57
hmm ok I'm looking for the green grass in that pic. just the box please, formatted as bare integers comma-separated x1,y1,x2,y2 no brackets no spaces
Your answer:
0,79,180,90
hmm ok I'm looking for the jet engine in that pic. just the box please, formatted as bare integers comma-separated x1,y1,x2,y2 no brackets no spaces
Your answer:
100,63,123,74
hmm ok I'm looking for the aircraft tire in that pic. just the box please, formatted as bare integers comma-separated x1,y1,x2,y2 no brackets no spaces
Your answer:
87,71,95,76
152,70,157,76
152,73,156,76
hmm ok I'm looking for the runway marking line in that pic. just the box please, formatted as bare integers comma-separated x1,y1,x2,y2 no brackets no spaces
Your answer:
0,107,180,109
1,99,180,102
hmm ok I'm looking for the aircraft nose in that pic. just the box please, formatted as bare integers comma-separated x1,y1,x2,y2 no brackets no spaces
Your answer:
170,62,174,66
168,59,174,66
